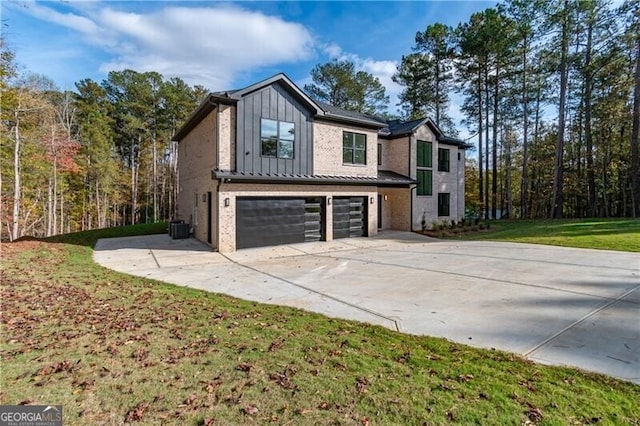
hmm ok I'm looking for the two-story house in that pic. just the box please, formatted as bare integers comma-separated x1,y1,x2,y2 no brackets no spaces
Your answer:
173,73,468,252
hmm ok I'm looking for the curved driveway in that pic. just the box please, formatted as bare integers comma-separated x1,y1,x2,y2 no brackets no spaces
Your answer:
94,231,640,384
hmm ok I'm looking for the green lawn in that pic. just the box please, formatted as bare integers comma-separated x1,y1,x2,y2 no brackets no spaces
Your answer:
1,224,639,424
452,218,640,252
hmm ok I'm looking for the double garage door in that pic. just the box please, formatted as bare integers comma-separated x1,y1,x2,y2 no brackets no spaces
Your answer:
236,196,366,249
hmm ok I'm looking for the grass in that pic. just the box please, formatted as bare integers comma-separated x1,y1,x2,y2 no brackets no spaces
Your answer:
44,222,168,247
1,224,639,425
451,218,640,252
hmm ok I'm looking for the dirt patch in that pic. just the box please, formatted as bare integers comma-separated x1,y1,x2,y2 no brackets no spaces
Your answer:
1,239,48,257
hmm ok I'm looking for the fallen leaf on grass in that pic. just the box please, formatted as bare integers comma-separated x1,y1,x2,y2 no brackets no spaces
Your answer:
519,380,536,392
268,338,285,352
125,402,149,422
36,360,76,376
182,394,198,406
355,377,369,393
527,405,543,422
236,363,253,373
270,372,296,390
132,348,149,362
242,405,259,416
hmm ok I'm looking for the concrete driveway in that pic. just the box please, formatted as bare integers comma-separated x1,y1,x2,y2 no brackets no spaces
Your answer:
94,232,640,384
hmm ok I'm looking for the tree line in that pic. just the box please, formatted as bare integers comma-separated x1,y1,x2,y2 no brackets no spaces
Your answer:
393,0,639,219
306,0,639,220
1,41,206,241
2,0,638,241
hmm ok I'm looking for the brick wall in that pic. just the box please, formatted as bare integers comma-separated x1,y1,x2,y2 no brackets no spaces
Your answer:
177,109,217,244
313,120,378,177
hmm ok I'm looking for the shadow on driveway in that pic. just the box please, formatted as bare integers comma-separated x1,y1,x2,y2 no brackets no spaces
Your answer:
93,232,640,384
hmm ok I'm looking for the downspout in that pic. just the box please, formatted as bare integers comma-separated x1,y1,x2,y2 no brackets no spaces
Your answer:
408,133,415,232
214,178,224,252
410,185,416,232
213,99,221,250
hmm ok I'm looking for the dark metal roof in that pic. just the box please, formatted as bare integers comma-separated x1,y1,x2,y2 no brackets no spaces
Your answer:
381,118,426,137
316,102,388,128
439,136,473,149
173,94,236,142
377,170,416,187
212,169,415,187
379,117,471,149
213,170,379,185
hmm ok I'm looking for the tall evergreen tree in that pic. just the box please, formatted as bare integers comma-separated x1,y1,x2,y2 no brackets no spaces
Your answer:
304,60,389,115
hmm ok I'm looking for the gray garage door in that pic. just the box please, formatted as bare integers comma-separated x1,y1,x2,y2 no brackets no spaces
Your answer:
333,197,366,239
236,197,323,249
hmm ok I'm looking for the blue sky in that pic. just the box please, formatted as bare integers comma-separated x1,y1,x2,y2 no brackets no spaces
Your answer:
3,1,496,136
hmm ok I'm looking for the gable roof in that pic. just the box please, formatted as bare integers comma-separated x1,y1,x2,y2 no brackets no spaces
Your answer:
229,73,322,115
173,73,389,141
316,101,388,128
380,117,471,149
172,93,236,142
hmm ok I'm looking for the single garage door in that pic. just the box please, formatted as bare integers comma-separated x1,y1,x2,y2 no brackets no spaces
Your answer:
236,197,323,249
333,197,366,239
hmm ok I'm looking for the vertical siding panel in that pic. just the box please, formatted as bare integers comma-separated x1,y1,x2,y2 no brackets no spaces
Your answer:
268,87,276,174
283,96,292,174
236,101,247,170
235,82,314,176
255,94,262,174
307,116,313,175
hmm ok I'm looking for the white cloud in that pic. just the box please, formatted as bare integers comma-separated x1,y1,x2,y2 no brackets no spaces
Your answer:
20,2,315,89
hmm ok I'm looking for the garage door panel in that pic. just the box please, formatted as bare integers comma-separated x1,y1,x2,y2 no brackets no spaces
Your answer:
236,197,323,249
333,197,366,239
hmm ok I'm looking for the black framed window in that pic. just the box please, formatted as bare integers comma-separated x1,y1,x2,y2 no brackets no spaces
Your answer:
343,131,366,165
417,169,433,196
417,140,432,168
261,118,294,159
417,140,432,196
438,148,450,172
377,143,382,166
438,193,450,216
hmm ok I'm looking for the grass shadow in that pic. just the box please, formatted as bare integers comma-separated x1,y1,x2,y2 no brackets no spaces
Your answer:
43,222,168,248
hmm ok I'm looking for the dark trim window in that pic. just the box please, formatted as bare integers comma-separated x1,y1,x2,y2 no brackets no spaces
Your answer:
261,118,294,159
417,140,432,196
377,143,382,166
417,169,433,196
438,193,450,216
343,131,367,165
438,148,450,172
417,140,432,168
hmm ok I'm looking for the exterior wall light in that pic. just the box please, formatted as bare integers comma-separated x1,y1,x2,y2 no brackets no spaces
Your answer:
370,197,374,204
224,197,230,207
327,197,332,205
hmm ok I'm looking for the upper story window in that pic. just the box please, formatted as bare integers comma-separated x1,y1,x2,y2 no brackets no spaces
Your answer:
438,148,450,172
417,140,432,196
343,131,366,165
377,143,382,166
261,118,294,159
417,140,432,168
